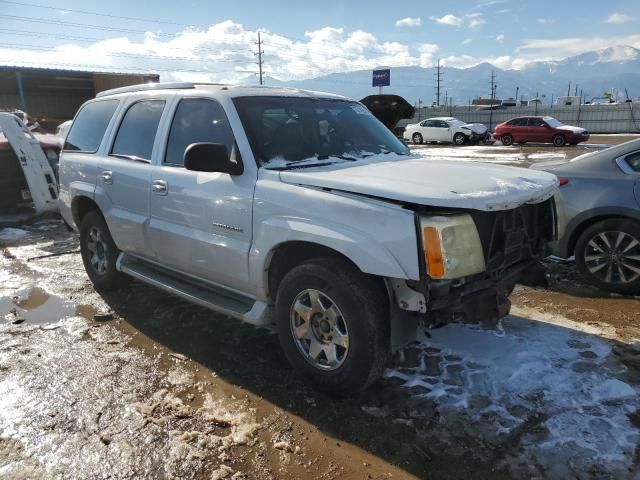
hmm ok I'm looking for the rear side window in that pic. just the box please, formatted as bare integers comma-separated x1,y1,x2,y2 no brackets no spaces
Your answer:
164,98,235,166
63,100,118,153
111,100,165,161
507,118,526,126
625,151,640,172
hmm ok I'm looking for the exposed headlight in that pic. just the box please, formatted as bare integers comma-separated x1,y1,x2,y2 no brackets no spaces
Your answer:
419,214,486,279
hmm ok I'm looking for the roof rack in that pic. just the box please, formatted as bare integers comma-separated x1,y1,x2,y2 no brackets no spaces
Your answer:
96,82,195,98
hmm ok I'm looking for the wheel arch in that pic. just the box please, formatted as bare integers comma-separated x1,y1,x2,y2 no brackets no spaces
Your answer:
564,209,640,257
71,195,102,227
265,240,390,305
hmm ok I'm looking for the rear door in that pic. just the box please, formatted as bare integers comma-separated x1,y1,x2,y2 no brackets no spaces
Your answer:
147,96,254,292
96,97,166,257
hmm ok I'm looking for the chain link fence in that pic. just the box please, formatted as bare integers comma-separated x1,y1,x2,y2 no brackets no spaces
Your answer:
399,103,640,133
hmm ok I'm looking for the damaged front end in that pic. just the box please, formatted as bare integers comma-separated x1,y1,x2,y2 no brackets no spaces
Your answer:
414,197,557,327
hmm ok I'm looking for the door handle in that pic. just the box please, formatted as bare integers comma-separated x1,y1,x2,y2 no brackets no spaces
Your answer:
101,170,113,184
152,179,168,195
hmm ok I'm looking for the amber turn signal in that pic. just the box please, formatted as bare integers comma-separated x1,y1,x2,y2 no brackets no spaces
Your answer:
422,226,445,278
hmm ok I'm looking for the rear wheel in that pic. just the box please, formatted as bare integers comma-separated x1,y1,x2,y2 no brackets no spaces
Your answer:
79,210,130,290
574,219,640,294
275,257,389,395
453,132,466,145
552,134,566,147
412,133,423,144
501,134,514,146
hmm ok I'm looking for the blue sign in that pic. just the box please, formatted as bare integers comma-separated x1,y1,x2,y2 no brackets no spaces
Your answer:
372,69,390,87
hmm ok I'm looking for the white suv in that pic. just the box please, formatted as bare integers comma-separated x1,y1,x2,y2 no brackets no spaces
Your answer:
58,83,559,394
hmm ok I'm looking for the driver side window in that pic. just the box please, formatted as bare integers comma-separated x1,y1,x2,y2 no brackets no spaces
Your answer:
164,98,236,166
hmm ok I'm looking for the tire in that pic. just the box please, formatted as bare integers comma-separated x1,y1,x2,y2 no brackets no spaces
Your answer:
79,210,130,290
574,219,640,294
501,134,514,146
453,132,466,145
275,257,389,395
552,134,566,147
412,133,423,144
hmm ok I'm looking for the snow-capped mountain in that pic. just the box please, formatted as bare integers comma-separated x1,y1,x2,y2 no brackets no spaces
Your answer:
253,46,640,105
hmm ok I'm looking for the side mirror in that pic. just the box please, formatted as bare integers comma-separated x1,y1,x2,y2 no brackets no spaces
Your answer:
183,143,243,175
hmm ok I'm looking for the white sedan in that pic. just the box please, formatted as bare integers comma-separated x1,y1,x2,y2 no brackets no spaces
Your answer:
403,117,488,145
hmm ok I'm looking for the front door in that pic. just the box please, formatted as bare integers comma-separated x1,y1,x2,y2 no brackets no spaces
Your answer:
148,97,254,293
527,117,548,143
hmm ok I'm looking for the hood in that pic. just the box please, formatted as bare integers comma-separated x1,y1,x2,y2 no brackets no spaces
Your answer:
557,125,587,134
279,156,559,211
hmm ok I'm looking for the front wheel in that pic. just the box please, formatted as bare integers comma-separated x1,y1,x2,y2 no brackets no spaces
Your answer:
574,219,640,294
275,258,389,395
412,133,423,144
79,210,130,290
552,134,566,147
453,132,466,145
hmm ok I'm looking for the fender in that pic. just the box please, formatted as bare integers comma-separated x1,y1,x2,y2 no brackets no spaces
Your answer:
248,216,419,298
559,206,640,257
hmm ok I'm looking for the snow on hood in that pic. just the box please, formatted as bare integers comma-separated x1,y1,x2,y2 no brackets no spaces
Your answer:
464,123,488,135
557,125,587,134
276,153,559,211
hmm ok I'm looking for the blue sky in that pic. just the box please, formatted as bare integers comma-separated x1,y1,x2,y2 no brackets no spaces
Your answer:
1,0,639,81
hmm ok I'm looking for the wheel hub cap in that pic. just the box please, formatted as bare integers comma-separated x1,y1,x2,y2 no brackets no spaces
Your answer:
584,230,640,285
290,289,349,371
86,227,108,275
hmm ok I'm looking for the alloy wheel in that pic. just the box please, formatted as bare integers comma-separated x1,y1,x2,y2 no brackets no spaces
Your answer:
290,289,349,371
583,230,640,284
86,226,109,275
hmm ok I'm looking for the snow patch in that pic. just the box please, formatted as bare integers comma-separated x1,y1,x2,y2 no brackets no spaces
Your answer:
0,228,29,242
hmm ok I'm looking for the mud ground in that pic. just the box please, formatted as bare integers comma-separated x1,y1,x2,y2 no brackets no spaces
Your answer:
1,137,639,480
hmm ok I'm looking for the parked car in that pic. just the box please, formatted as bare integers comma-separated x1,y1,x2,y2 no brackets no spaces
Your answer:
493,116,589,147
59,82,559,394
531,139,640,293
403,117,489,145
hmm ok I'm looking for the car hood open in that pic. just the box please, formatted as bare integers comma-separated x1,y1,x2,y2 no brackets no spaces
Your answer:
279,156,559,211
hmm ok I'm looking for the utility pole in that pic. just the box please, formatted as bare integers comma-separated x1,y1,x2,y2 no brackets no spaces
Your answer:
434,59,442,107
574,83,578,97
255,31,264,85
515,86,519,103
489,70,496,131
567,81,571,97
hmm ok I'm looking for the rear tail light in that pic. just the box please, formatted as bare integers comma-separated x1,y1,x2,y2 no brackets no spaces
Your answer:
559,177,569,186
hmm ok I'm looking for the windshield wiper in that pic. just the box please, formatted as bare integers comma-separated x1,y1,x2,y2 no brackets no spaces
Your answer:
317,154,357,161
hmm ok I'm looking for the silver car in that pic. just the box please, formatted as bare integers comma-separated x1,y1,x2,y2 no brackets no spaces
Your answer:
532,139,640,293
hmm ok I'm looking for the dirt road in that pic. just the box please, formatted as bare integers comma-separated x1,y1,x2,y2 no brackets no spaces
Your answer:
1,138,639,479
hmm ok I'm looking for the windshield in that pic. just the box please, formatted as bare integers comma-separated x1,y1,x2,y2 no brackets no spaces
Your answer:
233,96,410,165
543,116,563,128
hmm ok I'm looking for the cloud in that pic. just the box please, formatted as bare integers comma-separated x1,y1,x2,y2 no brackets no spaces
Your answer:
495,34,505,42
429,14,464,27
395,17,421,27
537,18,554,25
518,35,640,58
429,13,485,28
417,43,439,67
606,13,633,24
0,21,438,82
462,38,472,45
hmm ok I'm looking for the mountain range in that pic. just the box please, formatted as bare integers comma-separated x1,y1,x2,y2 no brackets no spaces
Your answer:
245,45,640,105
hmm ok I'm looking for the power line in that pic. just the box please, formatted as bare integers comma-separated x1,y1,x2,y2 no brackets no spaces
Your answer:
0,0,206,28
0,13,180,38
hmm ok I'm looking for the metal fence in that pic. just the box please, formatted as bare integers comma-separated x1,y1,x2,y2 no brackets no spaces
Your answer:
398,103,640,133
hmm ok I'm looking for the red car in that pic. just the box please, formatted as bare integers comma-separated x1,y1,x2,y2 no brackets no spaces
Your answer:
493,116,590,147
